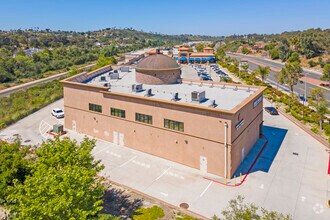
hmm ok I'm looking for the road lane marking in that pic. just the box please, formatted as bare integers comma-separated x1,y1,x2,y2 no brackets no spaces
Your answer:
155,167,171,181
166,171,185,180
200,181,213,197
160,192,168,197
119,156,137,167
132,159,151,168
92,147,108,156
105,150,121,158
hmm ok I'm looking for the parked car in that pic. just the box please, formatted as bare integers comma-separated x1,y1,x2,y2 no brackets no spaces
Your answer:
264,107,279,115
51,108,64,118
201,76,213,81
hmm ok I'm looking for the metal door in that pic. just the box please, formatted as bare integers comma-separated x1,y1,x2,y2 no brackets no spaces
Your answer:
119,133,124,146
200,156,207,173
113,131,118,145
72,120,76,132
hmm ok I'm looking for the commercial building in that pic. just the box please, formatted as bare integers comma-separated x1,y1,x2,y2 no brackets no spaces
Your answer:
178,46,216,64
62,53,265,178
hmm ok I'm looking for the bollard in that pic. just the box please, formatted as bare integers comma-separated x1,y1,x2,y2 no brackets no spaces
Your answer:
234,176,236,185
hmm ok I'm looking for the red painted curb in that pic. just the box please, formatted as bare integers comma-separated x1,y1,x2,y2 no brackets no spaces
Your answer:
46,131,67,137
204,134,269,187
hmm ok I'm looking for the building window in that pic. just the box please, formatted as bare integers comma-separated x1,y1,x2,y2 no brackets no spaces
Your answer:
89,103,102,113
135,113,152,124
111,108,125,118
164,119,184,132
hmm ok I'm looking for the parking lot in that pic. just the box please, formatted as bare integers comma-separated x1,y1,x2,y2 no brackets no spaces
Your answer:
1,92,329,218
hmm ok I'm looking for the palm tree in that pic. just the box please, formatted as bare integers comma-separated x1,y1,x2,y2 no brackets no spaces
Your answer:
256,66,271,83
280,61,303,95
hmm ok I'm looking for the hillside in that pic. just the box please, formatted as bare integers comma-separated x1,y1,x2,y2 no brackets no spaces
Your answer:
0,28,223,85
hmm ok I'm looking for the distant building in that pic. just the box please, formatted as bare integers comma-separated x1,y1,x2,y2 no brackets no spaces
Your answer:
62,52,265,178
177,46,216,64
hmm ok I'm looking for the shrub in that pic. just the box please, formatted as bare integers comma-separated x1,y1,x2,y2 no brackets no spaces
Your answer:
311,126,319,134
308,60,318,67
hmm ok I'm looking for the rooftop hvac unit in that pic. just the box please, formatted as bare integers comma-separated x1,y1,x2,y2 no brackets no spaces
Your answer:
110,73,119,79
209,99,217,108
131,83,143,92
100,76,106,81
191,90,206,103
145,88,153,97
171,92,179,101
120,66,130,72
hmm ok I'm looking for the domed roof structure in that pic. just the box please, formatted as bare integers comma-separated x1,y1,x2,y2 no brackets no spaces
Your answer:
136,54,180,71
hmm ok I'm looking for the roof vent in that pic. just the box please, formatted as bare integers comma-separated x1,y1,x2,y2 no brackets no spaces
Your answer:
103,83,111,87
100,76,106,81
145,88,153,97
191,90,206,103
171,92,180,101
131,84,143,93
110,73,119,79
209,99,217,108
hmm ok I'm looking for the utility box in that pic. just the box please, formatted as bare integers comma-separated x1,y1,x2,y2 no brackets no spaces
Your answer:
53,124,64,134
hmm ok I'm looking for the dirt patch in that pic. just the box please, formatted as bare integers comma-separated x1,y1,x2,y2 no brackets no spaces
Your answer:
100,177,204,219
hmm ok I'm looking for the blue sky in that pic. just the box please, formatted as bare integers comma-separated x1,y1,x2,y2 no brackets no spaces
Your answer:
0,0,329,36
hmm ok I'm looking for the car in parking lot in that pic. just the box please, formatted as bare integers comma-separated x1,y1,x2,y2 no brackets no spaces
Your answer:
51,108,64,118
264,107,279,115
201,76,213,81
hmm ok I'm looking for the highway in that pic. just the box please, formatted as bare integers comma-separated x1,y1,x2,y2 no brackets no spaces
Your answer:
227,53,330,104
0,63,96,97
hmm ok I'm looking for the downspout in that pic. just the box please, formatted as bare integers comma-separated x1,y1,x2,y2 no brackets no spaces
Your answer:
224,122,228,179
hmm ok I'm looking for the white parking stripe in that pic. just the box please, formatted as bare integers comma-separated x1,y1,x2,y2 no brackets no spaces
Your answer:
200,181,213,197
119,156,137,167
155,167,171,181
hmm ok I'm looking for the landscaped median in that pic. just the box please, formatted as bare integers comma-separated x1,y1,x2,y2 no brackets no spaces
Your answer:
217,58,330,145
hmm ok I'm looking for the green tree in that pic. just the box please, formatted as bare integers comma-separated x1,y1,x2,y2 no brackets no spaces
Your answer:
255,65,271,83
270,48,280,60
0,139,30,204
287,52,300,63
322,64,330,81
214,195,291,220
241,46,251,54
95,55,117,69
280,61,303,95
7,137,105,219
195,44,204,52
216,48,226,61
308,88,327,130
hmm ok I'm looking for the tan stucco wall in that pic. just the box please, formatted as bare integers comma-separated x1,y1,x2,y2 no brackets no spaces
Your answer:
63,82,263,178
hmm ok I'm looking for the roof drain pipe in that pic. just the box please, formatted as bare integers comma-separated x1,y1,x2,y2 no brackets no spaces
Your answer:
224,122,228,181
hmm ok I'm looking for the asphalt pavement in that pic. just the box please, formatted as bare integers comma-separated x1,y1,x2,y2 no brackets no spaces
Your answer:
227,53,330,103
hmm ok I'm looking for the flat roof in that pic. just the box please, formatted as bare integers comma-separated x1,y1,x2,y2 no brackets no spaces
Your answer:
83,68,259,111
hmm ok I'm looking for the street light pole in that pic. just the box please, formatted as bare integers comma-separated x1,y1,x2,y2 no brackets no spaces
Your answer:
302,71,307,121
